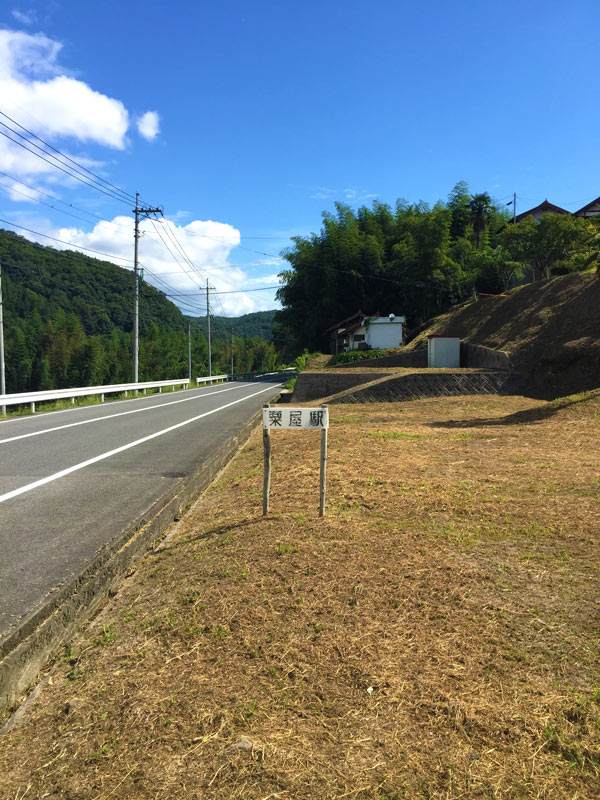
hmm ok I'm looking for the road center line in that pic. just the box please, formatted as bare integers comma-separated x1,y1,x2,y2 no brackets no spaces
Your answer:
0,383,281,505
0,383,253,445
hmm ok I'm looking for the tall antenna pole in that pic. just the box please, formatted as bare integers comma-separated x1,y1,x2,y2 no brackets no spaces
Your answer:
132,193,162,383
0,258,6,416
206,280,212,377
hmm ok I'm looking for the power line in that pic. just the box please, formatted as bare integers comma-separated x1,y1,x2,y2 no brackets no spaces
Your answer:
0,109,137,203
0,126,132,206
165,285,281,297
0,170,135,230
0,217,134,263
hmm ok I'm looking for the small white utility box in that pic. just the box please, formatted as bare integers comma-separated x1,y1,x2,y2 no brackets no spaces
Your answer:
428,336,460,368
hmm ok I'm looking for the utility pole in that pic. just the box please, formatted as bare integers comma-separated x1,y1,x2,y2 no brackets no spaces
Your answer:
188,322,192,382
0,259,5,416
133,192,162,383
206,280,212,377
513,192,516,224
231,329,234,375
244,336,247,375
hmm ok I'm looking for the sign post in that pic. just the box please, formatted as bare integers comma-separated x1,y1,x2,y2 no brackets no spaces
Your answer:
262,404,329,516
263,403,271,515
319,404,327,517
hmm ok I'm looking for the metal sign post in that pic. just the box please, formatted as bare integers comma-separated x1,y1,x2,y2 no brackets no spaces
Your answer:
262,403,329,517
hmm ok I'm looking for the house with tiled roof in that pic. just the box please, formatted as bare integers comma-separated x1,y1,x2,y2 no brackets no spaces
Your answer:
574,197,600,219
513,199,570,223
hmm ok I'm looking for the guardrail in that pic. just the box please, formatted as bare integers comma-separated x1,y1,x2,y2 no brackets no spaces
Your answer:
0,377,202,414
1,369,297,415
195,374,228,386
227,368,296,381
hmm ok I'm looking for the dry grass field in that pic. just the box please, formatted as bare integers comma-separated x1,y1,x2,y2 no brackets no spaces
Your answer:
1,391,599,799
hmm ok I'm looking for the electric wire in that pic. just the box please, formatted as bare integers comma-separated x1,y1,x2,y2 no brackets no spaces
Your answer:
0,109,137,203
0,125,132,206
0,217,134,263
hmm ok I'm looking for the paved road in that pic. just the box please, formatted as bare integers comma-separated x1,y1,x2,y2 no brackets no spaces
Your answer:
0,379,282,639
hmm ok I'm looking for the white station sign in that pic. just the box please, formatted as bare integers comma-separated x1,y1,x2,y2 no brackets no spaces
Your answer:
262,407,329,430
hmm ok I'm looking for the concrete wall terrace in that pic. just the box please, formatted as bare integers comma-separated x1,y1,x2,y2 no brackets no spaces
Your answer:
329,371,522,404
334,351,428,369
292,372,392,402
461,342,513,370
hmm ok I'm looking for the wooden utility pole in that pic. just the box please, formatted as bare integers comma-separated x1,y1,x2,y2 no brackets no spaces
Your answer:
133,193,162,383
188,322,192,381
0,258,5,416
206,281,211,377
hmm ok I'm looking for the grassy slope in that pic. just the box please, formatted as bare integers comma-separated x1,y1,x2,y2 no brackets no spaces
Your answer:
1,391,599,798
407,273,600,398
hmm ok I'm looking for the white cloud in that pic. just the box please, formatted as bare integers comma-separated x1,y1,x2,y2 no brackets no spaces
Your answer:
0,30,130,149
14,213,278,314
137,110,160,141
11,9,35,25
309,186,336,200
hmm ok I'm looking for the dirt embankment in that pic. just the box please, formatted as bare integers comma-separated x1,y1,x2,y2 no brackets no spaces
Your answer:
1,391,599,799
407,273,600,398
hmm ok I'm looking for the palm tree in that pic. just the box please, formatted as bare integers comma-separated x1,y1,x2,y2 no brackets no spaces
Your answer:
469,193,493,249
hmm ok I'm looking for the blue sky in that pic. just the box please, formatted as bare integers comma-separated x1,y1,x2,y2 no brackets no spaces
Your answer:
0,0,598,317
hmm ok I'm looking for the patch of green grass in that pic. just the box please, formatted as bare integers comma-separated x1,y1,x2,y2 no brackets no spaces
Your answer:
275,542,299,556
92,623,117,648
212,624,230,640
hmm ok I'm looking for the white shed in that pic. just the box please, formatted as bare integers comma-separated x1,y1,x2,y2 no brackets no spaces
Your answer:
350,314,405,351
427,335,460,368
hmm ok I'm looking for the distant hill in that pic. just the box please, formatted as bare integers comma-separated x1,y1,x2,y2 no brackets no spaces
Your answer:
186,310,277,341
406,272,600,398
0,229,279,392
0,228,186,336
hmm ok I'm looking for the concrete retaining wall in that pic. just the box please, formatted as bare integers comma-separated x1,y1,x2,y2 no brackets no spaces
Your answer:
292,372,391,402
0,405,270,720
334,350,428,369
461,342,513,370
329,371,522,404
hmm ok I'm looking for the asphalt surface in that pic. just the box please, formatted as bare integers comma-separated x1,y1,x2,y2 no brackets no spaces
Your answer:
0,379,282,639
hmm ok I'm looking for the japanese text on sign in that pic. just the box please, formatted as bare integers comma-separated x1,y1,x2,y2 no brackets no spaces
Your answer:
262,407,329,430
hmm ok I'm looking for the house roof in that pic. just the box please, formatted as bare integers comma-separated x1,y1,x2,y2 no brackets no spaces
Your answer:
574,196,600,215
323,311,365,336
513,199,570,223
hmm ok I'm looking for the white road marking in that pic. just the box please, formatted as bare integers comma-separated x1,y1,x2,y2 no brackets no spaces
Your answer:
0,383,252,445
0,384,281,504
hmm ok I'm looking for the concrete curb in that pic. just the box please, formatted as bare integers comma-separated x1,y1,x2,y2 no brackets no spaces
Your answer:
0,403,271,719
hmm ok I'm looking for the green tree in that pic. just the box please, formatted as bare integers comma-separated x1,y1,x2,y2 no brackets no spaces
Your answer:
469,193,493,249
500,214,599,281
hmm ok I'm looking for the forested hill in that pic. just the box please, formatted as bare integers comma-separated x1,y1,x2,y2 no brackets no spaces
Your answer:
0,229,279,393
0,229,185,336
186,310,276,341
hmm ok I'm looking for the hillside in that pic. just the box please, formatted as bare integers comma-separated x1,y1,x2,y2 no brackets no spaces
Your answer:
186,310,277,341
407,272,600,398
0,229,279,393
0,229,185,336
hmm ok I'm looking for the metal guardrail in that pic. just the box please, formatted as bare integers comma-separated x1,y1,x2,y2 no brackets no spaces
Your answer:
0,378,200,414
195,374,228,386
0,369,296,415
227,368,296,381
